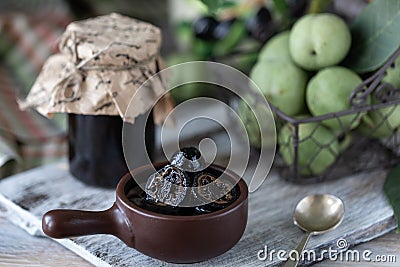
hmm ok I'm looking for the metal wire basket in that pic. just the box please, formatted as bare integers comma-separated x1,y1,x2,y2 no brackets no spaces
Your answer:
270,47,400,183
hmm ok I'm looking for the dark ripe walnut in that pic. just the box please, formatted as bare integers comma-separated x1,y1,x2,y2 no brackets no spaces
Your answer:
181,147,201,161
193,16,219,41
126,186,148,208
212,18,235,40
170,147,206,173
192,173,238,208
145,165,189,207
246,6,275,42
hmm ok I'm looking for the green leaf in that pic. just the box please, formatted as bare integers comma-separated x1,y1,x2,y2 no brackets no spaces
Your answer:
199,0,235,15
213,19,246,56
343,0,400,73
383,164,400,232
308,0,332,13
193,39,214,58
272,0,289,16
220,1,236,9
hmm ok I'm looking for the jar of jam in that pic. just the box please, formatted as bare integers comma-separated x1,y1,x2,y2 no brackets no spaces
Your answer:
68,113,154,188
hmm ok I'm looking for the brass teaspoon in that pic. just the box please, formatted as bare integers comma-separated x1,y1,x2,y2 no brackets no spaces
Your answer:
284,194,345,267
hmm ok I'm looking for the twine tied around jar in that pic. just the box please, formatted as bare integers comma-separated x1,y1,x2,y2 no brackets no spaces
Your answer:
19,13,174,125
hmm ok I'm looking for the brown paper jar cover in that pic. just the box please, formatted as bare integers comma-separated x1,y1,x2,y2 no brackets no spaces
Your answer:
20,13,174,187
20,12,173,124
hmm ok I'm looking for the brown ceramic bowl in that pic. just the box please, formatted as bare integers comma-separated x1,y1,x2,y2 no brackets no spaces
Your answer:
42,162,248,263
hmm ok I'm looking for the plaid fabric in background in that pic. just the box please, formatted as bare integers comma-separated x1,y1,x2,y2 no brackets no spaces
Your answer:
0,2,73,178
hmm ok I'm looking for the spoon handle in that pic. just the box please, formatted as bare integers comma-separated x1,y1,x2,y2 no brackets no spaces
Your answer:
283,231,312,267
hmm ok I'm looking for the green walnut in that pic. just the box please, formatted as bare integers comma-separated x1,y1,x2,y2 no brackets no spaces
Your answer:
237,100,275,149
359,57,400,138
250,60,307,116
289,13,351,70
383,56,400,88
359,97,400,139
279,120,339,176
306,66,367,131
259,31,291,62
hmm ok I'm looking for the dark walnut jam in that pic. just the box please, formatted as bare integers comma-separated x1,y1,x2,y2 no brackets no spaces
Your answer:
127,147,240,216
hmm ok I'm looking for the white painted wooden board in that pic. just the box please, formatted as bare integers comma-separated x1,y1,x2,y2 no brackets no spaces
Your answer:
0,161,396,267
0,215,91,267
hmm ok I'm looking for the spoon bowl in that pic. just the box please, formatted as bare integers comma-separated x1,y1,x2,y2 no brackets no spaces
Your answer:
294,194,345,234
284,194,344,267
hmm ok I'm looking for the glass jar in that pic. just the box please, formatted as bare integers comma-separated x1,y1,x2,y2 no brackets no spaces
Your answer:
68,113,154,188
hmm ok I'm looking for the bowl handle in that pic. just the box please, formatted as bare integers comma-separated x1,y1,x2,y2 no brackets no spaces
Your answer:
42,203,132,245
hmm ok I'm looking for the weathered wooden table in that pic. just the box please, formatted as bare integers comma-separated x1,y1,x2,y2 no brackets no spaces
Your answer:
0,215,398,267
0,162,398,267
0,104,398,266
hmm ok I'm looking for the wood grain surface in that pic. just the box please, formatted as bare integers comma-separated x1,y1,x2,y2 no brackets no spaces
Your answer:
0,210,398,267
0,213,398,267
0,216,90,267
0,162,398,266
314,231,400,266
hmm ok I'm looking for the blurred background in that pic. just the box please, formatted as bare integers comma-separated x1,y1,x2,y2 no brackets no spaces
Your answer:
0,0,369,179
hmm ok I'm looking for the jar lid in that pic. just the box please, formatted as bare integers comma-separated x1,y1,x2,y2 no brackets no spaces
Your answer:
60,13,161,67
20,13,173,124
